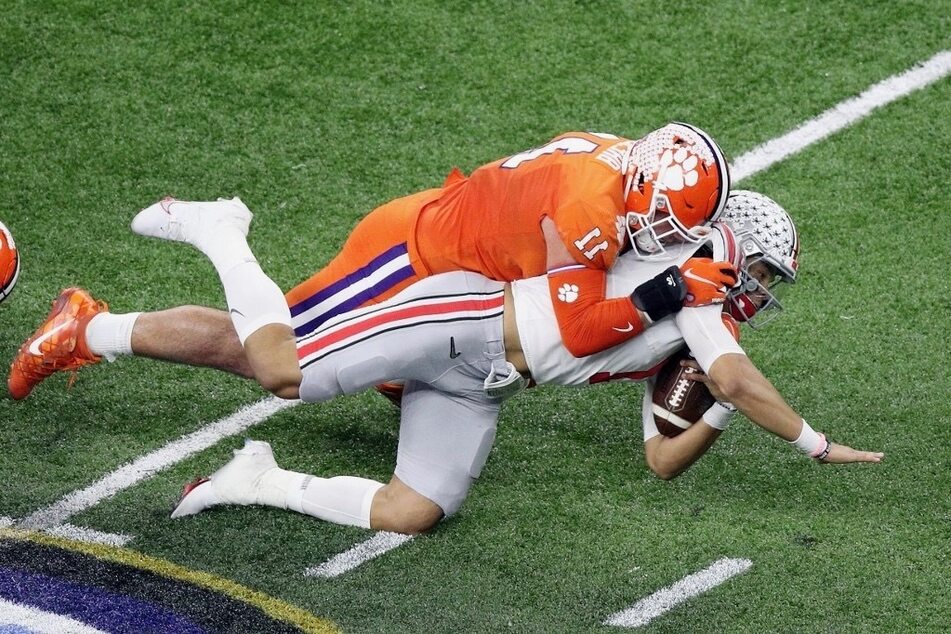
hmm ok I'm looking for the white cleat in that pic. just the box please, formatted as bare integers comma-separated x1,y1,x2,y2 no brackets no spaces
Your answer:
171,439,279,518
131,196,253,247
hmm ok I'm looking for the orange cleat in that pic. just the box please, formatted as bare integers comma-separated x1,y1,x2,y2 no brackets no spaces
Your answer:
8,287,108,400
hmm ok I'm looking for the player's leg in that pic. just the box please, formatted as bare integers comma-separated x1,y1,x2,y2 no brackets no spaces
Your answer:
284,188,435,339
8,296,256,399
126,306,253,377
172,272,507,532
375,380,500,531
131,197,301,397
172,380,499,534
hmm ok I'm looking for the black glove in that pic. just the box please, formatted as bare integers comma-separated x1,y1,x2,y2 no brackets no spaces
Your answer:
631,265,686,322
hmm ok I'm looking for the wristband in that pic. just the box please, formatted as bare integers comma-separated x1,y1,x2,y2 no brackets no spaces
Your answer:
703,401,736,431
631,266,686,322
813,439,832,462
789,419,827,457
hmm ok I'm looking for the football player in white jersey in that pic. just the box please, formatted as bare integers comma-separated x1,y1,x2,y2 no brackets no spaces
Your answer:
7,191,883,534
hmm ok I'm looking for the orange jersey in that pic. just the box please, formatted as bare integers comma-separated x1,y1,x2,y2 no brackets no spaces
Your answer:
412,132,633,280
287,132,644,357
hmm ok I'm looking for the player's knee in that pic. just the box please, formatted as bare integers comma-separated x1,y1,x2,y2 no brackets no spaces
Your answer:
370,484,444,534
382,509,442,535
255,370,301,400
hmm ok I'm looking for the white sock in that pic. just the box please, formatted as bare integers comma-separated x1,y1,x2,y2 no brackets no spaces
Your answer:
84,312,142,361
260,468,383,529
199,224,257,279
219,261,292,344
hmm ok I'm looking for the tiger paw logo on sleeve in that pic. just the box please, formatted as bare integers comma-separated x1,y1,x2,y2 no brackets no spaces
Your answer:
557,283,579,303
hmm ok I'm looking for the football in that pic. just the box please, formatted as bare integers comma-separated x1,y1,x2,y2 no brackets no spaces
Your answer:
651,347,716,437
0,220,20,304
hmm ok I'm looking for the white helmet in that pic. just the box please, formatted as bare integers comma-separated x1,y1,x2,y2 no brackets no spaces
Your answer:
719,190,800,328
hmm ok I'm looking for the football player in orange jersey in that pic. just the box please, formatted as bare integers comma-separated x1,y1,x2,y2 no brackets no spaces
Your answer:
283,123,733,360
8,191,882,535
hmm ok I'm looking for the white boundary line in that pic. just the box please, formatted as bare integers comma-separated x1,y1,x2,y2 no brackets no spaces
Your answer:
733,50,951,181
17,397,299,530
604,558,753,628
304,532,415,578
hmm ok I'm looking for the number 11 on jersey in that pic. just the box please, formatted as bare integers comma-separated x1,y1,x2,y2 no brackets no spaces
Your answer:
574,227,609,260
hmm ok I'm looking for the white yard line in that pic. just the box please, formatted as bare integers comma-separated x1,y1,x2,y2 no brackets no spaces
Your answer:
17,397,299,530
3,514,130,546
604,558,753,628
45,524,133,548
0,599,109,634
732,50,951,182
304,532,415,578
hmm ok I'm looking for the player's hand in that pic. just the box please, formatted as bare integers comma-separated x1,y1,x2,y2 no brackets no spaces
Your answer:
679,258,737,307
631,265,686,322
679,358,731,402
819,442,885,464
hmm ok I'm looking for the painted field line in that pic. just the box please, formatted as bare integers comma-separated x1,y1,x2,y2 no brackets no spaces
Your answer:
1,519,129,547
732,50,951,182
45,524,133,547
3,515,132,546
0,598,109,634
17,396,299,530
604,558,753,628
304,532,414,578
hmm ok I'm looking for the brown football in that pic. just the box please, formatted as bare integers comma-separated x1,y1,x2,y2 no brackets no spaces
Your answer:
651,347,716,437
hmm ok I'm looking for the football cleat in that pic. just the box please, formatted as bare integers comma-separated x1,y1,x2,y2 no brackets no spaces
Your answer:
131,196,252,247
171,439,279,518
8,287,107,400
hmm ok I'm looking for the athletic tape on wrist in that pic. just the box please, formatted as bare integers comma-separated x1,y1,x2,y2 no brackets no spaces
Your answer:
790,419,827,457
703,401,736,431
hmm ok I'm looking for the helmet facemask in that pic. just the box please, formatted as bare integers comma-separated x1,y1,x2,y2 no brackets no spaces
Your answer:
728,253,789,329
721,191,800,329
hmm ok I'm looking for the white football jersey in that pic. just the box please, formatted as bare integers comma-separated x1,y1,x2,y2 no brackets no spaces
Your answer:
511,239,745,387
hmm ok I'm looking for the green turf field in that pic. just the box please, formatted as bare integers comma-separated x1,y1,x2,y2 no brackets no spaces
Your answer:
2,1,949,632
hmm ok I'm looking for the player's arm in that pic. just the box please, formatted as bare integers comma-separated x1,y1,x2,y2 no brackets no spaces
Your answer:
643,419,722,480
640,379,729,479
542,217,732,357
696,352,884,464
542,216,648,357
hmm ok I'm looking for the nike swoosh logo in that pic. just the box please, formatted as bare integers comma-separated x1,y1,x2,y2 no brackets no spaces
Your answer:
612,323,634,333
449,337,462,359
229,308,245,318
29,320,73,356
682,269,720,287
